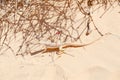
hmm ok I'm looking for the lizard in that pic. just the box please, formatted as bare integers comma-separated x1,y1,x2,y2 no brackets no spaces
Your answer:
30,33,109,56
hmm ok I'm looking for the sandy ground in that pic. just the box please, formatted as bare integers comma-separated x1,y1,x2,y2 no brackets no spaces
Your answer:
0,4,120,80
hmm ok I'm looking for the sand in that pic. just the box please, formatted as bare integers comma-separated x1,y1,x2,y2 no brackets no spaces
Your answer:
0,3,120,80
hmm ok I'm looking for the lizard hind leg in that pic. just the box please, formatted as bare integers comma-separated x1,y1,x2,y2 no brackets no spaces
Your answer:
57,50,74,58
59,45,74,57
55,50,74,61
62,51,74,57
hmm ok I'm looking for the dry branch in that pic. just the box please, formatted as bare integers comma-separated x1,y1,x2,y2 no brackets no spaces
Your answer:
0,0,119,56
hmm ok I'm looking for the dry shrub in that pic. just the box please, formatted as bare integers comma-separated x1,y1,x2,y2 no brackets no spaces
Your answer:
0,0,119,56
